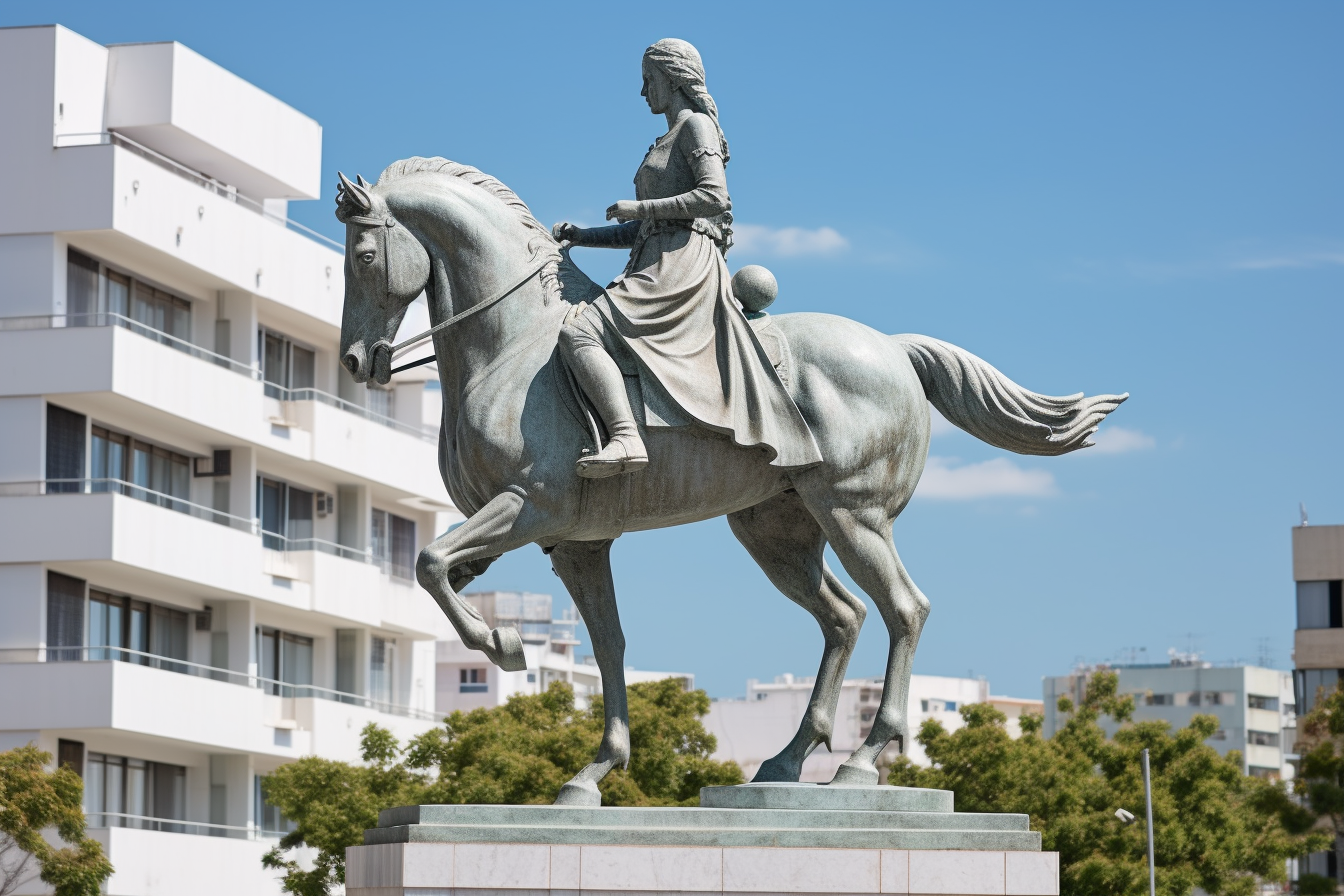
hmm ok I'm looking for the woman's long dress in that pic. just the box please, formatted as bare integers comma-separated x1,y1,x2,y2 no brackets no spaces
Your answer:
586,112,822,469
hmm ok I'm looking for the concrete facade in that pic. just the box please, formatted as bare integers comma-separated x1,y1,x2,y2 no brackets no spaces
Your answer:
1041,662,1295,778
705,674,1044,780
0,24,458,896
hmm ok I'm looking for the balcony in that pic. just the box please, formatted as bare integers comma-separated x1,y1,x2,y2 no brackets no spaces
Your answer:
87,823,284,896
0,315,448,497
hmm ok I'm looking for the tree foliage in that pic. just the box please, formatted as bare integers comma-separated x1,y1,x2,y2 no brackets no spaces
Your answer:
1293,678,1344,890
888,671,1323,896
0,745,113,896
262,679,742,895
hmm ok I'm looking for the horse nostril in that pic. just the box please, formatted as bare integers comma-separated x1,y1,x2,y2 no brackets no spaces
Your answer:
342,353,360,374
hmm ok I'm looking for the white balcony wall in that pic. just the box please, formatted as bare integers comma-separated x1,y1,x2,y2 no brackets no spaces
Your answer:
70,828,276,896
106,41,322,200
0,326,447,500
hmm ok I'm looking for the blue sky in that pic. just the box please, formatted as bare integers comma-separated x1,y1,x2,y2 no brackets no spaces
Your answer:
18,2,1343,699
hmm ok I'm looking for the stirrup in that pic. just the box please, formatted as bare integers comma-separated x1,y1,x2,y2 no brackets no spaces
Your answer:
576,435,648,479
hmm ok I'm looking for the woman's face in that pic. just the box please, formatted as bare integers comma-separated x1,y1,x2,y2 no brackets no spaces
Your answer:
641,61,673,114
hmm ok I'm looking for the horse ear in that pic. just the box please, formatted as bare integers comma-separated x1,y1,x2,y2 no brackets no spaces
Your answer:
356,174,371,188
337,171,373,214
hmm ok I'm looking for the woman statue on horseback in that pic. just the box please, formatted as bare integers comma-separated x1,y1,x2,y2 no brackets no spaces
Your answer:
554,38,822,478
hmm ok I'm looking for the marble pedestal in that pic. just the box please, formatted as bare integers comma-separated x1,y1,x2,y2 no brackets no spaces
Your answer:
346,784,1058,896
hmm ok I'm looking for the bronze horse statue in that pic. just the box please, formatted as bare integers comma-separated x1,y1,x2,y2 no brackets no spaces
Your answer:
336,158,1125,804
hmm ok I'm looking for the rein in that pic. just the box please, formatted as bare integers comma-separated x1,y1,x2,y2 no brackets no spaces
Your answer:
387,253,553,374
347,205,552,375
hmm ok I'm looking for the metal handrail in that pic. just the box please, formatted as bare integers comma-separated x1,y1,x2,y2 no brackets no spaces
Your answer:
0,311,259,379
0,646,437,721
87,811,287,839
261,530,371,562
0,479,259,533
54,131,345,253
270,384,438,443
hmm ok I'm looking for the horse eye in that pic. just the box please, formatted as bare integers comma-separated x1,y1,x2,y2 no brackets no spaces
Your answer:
360,252,376,264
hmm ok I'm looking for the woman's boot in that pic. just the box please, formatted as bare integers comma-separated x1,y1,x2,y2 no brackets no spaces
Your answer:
566,342,648,478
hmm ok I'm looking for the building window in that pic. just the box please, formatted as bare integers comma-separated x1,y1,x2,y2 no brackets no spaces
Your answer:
1145,693,1174,706
91,425,191,506
65,249,193,345
85,753,186,830
336,629,359,697
46,404,86,493
257,627,313,696
370,636,396,705
367,385,395,420
1248,694,1279,711
47,572,85,662
1247,730,1280,747
58,739,85,778
371,509,416,580
1294,669,1343,715
257,477,315,549
459,668,488,693
1297,580,1343,630
88,590,188,669
259,329,316,399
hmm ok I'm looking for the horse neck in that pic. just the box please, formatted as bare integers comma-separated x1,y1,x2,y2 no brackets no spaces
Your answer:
401,193,562,403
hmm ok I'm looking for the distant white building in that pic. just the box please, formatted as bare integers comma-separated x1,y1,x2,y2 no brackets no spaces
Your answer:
705,673,1043,780
1042,657,1296,779
436,591,694,713
0,24,460,896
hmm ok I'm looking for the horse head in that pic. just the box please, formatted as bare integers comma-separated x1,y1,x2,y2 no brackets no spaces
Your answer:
335,172,431,384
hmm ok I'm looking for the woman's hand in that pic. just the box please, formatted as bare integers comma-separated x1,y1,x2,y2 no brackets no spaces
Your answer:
606,200,642,222
552,222,581,244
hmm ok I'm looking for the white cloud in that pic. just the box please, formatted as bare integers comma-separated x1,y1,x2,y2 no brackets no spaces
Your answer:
1231,250,1344,271
915,456,1057,500
733,224,849,258
1088,426,1156,455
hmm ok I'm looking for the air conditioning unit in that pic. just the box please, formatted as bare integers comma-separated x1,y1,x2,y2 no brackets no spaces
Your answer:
316,492,334,517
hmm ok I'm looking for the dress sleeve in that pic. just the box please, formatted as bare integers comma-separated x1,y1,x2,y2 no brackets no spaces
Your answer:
635,117,731,221
571,221,641,249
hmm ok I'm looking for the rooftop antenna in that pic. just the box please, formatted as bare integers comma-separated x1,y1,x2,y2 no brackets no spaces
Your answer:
1256,637,1274,669
1301,503,1309,527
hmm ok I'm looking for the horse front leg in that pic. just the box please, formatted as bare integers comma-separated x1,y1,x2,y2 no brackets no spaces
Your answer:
548,538,628,807
416,491,541,672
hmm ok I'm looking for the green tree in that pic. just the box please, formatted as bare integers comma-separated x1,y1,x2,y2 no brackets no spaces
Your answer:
1294,679,1344,893
888,671,1322,896
262,680,742,895
0,745,113,896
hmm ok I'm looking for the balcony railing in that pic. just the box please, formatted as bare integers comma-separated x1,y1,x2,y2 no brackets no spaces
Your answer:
270,384,438,444
0,646,437,721
53,130,345,254
261,530,371,562
0,311,259,379
0,479,258,533
88,812,287,840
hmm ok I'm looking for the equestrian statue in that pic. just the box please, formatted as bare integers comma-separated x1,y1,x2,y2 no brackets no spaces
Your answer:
335,38,1126,806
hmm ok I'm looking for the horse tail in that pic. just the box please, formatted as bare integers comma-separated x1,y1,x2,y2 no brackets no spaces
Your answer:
897,334,1128,456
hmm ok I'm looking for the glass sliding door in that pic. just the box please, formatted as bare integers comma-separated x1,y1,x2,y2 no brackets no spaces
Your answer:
45,404,85,493
46,572,85,662
257,627,314,697
67,249,101,318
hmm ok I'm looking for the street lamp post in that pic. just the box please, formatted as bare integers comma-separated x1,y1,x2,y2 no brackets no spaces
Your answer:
1141,748,1155,896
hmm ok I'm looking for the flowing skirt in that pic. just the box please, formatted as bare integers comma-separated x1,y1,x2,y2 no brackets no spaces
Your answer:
589,225,822,469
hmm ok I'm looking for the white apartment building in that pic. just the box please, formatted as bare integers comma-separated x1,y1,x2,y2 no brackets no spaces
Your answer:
705,673,1044,780
1042,658,1296,779
0,25,459,896
436,591,694,714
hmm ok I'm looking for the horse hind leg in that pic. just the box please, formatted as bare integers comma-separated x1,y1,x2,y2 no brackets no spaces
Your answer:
727,491,867,783
804,504,930,785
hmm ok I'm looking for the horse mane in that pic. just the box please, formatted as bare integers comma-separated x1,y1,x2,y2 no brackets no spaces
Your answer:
372,156,603,307
376,157,556,246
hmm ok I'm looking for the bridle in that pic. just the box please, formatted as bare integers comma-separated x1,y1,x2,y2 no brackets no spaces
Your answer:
347,211,555,376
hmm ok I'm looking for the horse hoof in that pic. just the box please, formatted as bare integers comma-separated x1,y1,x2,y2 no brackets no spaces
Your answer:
554,779,601,807
829,761,880,786
751,758,802,783
490,626,527,672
